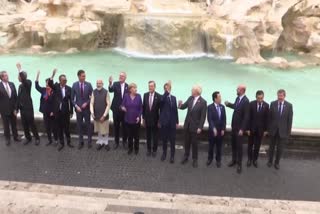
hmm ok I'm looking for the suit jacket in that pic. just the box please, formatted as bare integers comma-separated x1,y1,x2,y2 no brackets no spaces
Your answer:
268,100,293,139
17,79,34,114
142,91,161,127
0,81,17,115
207,103,226,137
159,91,179,128
249,100,269,135
71,81,93,112
109,81,128,113
179,96,207,133
226,95,250,132
35,81,55,115
48,80,73,115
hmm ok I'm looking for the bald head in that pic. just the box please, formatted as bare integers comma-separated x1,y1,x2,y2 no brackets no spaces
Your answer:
237,84,246,96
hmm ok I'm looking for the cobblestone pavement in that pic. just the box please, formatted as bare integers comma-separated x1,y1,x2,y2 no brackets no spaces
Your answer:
0,136,319,202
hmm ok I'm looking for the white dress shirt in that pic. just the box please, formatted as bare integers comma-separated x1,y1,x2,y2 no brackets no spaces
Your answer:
192,96,200,108
120,82,125,98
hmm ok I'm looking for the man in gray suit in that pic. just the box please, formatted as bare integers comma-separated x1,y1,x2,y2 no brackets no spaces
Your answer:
267,89,293,170
71,70,93,149
179,85,207,168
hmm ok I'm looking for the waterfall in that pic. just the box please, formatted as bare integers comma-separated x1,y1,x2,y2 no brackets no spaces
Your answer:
224,34,233,58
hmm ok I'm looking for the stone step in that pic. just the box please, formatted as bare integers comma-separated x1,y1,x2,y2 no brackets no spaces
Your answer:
0,181,319,214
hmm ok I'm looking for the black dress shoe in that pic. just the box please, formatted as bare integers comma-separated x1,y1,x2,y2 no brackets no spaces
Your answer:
134,150,139,155
46,141,52,146
161,154,166,161
128,149,133,155
105,145,110,151
78,142,84,150
146,151,151,157
247,160,252,167
35,139,40,146
274,163,280,170
152,152,157,158
237,165,242,174
267,162,272,168
23,139,31,145
253,160,258,168
5,139,10,146
181,157,188,165
96,144,104,151
170,157,174,164
14,137,21,142
67,142,74,148
113,143,119,150
206,160,212,166
216,162,221,168
58,144,64,151
228,161,236,167
192,160,198,168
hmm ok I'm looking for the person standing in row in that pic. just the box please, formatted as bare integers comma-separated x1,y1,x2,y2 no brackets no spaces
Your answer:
225,84,249,174
90,80,111,151
16,63,40,145
268,89,293,170
207,91,226,168
159,81,179,163
121,83,143,155
0,71,21,145
49,69,74,151
247,90,269,168
179,85,207,168
35,71,58,146
142,81,161,157
109,72,128,150
71,70,93,149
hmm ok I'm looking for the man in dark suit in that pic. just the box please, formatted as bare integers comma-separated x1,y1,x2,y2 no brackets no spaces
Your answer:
49,69,74,151
159,81,179,163
71,70,93,149
0,71,20,145
247,90,269,168
16,63,40,145
207,91,226,168
267,89,293,170
225,84,249,174
108,72,128,150
179,85,207,168
142,80,161,157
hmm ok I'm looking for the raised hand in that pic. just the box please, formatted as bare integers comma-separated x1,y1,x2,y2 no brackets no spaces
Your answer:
16,62,22,72
36,70,40,81
52,68,57,78
109,76,113,85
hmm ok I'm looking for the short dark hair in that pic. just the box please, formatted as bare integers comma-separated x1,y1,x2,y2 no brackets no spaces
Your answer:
45,78,50,83
59,74,66,80
77,70,85,77
19,71,27,82
0,71,6,80
212,91,220,101
256,90,264,96
148,80,156,86
277,89,286,96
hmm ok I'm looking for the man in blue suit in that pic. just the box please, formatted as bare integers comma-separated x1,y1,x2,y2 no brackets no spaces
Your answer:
159,81,179,164
71,70,93,149
207,91,226,168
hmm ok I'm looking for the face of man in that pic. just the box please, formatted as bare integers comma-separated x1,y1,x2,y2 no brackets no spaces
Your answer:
256,94,264,104
1,72,8,82
96,80,103,90
59,76,67,87
119,72,126,83
191,88,198,97
164,84,171,93
78,73,86,82
215,93,222,104
149,82,155,93
236,85,246,96
277,92,285,102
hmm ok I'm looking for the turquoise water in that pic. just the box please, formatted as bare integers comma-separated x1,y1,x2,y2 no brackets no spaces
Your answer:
1,50,319,129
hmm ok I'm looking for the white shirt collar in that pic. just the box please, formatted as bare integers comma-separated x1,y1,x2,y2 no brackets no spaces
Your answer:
239,94,245,100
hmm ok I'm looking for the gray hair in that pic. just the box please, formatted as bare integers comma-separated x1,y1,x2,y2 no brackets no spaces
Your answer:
0,71,7,80
192,84,202,95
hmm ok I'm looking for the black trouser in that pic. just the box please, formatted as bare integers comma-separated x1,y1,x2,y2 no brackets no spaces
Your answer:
268,131,285,165
21,111,39,141
231,130,244,166
43,113,58,143
146,125,158,153
184,129,199,161
161,125,176,158
248,130,263,161
126,123,140,152
113,111,127,145
76,109,92,144
1,112,19,141
208,134,223,163
55,111,71,145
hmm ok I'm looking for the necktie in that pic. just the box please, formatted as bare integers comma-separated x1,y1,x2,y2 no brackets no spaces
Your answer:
235,97,240,107
149,93,153,111
258,103,262,112
216,105,221,120
5,83,11,98
192,97,197,109
80,83,84,98
168,95,172,106
278,102,282,116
